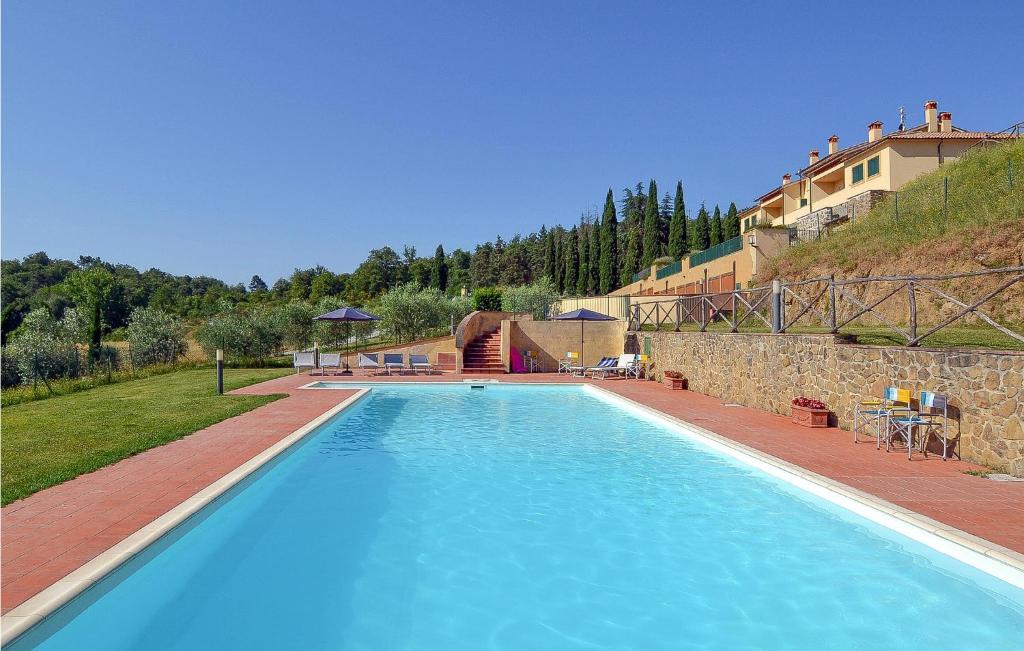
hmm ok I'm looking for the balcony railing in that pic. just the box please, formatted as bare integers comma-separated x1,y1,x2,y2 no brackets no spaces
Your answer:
655,260,683,279
688,236,743,268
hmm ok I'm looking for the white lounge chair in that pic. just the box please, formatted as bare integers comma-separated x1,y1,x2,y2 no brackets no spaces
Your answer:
409,354,438,374
315,353,342,376
383,353,405,375
358,353,381,375
590,354,639,380
293,351,316,374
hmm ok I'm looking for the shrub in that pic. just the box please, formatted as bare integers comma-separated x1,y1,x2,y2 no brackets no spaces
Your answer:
501,278,558,320
6,307,85,386
124,307,188,368
472,287,502,311
2,348,23,388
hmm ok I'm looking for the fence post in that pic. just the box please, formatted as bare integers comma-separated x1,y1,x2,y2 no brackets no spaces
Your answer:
674,299,681,332
943,177,948,219
1010,159,1015,190
771,280,782,334
828,275,837,333
894,192,899,222
907,282,918,345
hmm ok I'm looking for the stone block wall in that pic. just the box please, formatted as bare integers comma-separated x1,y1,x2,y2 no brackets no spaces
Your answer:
643,331,1024,475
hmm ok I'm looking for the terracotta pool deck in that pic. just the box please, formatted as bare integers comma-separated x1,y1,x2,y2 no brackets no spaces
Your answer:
3,371,1023,615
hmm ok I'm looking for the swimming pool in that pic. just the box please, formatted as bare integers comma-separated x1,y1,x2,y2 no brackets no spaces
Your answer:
11,384,1024,649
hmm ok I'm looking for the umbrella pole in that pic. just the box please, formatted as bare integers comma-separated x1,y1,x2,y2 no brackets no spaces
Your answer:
580,320,584,367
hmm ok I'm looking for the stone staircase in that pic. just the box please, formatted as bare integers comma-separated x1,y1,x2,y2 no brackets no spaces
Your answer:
461,328,505,374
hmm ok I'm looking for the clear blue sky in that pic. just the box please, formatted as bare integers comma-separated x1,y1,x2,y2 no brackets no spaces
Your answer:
3,0,1022,284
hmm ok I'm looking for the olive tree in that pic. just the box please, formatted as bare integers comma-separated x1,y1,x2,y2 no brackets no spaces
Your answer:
6,307,85,389
501,277,558,320
124,307,188,368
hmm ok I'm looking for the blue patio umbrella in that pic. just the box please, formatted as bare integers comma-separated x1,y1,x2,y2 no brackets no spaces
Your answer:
551,308,616,366
313,307,380,371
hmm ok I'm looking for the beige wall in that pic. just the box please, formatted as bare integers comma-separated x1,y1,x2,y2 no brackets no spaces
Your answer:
507,319,627,370
643,331,1024,475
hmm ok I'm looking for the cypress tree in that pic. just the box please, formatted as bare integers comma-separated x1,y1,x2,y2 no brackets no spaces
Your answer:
544,229,556,281
577,221,589,295
588,220,600,293
563,226,579,295
599,189,618,294
553,228,563,292
659,192,672,254
668,181,688,259
641,179,659,269
430,244,448,291
622,221,642,286
725,202,740,239
711,204,724,246
694,203,712,251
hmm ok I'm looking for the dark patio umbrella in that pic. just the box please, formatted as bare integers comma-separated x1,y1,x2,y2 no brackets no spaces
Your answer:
313,307,380,372
551,308,616,367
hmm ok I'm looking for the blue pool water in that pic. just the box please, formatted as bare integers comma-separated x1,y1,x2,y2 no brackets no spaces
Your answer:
14,384,1024,649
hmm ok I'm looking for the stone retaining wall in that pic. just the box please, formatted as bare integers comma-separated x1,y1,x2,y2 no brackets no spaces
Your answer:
642,331,1024,475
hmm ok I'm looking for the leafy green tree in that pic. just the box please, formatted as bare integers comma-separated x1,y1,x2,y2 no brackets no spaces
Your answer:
349,247,402,299
599,189,618,294
431,244,448,292
711,204,724,246
641,179,659,268
309,272,345,302
62,266,117,362
693,204,712,251
563,226,579,295
407,257,433,288
668,181,688,258
447,248,471,295
725,202,740,239
498,235,531,286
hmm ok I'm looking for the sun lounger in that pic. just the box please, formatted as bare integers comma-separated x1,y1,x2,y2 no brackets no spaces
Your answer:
293,351,315,374
383,353,405,375
358,353,381,375
314,352,342,376
590,354,639,380
409,354,438,374
582,357,616,377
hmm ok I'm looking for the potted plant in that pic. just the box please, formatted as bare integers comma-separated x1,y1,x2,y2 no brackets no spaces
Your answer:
663,370,687,390
791,396,829,428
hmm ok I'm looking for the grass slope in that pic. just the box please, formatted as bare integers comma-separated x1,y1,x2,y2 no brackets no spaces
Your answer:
1,368,289,505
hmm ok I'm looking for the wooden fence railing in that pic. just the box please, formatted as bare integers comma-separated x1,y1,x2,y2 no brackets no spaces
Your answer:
628,266,1024,347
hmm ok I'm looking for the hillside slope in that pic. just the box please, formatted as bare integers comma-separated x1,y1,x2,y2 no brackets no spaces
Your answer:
759,138,1024,326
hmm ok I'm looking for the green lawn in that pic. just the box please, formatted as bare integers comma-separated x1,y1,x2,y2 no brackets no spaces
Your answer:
1,368,290,506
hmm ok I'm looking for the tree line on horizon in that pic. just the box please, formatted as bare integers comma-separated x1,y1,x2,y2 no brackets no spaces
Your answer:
1,180,738,340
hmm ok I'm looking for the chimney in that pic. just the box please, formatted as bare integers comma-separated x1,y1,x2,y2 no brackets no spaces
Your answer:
808,150,819,166
868,121,883,143
939,111,952,133
828,135,839,155
782,173,791,185
925,100,938,132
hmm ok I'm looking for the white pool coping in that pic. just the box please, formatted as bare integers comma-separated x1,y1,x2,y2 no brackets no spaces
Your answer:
0,389,372,646
4,380,1022,644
